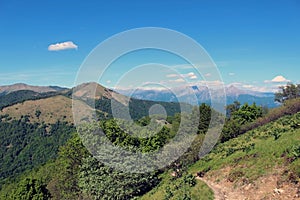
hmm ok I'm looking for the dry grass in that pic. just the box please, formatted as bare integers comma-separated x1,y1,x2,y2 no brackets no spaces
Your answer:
0,95,93,124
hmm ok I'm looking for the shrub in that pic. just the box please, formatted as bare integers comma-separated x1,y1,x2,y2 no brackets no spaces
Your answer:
183,174,196,187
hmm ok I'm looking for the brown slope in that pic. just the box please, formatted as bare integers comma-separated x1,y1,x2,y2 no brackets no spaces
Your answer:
0,95,93,124
72,82,129,104
0,83,66,94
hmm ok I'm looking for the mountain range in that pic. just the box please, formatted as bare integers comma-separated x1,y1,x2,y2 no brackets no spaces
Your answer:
0,83,67,96
116,84,277,107
0,83,278,111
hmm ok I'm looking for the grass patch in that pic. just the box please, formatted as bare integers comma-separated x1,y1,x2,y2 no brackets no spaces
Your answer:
190,112,300,184
139,171,213,200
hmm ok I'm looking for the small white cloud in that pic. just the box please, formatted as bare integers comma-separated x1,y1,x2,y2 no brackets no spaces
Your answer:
205,73,211,77
48,41,78,51
173,78,185,83
190,75,197,79
264,75,290,83
172,64,195,69
271,75,290,82
187,72,195,76
242,84,253,89
166,72,198,80
198,80,224,87
166,74,178,78
106,80,111,84
187,72,197,79
229,72,235,76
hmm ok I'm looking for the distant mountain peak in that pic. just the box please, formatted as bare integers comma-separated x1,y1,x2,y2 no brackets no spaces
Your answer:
0,83,67,95
72,82,128,105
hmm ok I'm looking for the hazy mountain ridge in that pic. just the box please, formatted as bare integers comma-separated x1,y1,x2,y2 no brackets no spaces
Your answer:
0,82,184,123
0,83,277,109
117,85,277,107
0,83,67,96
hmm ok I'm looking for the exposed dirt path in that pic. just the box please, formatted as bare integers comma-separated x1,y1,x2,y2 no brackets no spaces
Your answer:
196,174,300,200
196,176,226,200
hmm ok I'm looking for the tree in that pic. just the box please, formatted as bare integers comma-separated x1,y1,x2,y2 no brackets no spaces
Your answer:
11,177,50,200
275,83,300,103
47,134,89,200
35,109,41,118
79,156,159,200
232,103,262,125
226,101,241,118
221,103,262,143
198,103,212,134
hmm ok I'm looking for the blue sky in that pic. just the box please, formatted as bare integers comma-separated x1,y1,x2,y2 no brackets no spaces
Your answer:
0,0,299,92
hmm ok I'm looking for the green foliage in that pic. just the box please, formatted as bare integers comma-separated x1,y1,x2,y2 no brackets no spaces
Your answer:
101,119,173,152
142,171,212,200
221,119,241,143
286,144,300,161
10,177,50,200
232,103,262,125
226,100,240,118
47,134,89,200
0,117,75,185
190,111,300,185
79,156,159,200
275,83,300,103
240,98,300,134
221,102,262,143
291,145,300,159
94,96,191,120
271,129,282,140
35,109,41,118
198,103,211,134
183,174,196,187
164,186,173,200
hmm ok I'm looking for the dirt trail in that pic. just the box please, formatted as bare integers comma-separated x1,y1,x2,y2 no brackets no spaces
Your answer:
196,177,226,200
196,174,300,200
196,176,247,200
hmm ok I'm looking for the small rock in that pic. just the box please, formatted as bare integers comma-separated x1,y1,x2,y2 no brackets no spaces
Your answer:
273,188,284,194
244,184,251,191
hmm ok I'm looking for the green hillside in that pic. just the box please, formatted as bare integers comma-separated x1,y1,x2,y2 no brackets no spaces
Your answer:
190,113,300,199
140,111,300,200
0,84,299,200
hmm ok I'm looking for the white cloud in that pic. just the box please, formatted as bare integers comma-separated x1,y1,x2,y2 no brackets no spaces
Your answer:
271,75,290,82
229,82,280,93
229,72,235,76
187,72,197,79
187,72,195,76
48,41,78,51
205,73,211,77
166,74,178,78
242,84,253,89
264,75,290,83
172,64,195,69
173,78,185,83
166,72,198,80
197,80,224,87
106,80,111,84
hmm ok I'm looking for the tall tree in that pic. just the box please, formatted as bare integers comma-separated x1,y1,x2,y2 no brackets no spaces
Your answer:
275,83,300,103
226,101,241,118
198,103,212,134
